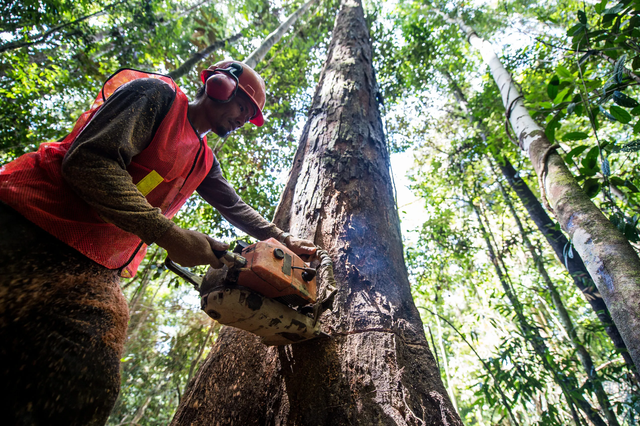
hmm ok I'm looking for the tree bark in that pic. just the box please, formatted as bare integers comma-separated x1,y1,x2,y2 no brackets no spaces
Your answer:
438,14,640,370
171,0,462,424
495,156,637,373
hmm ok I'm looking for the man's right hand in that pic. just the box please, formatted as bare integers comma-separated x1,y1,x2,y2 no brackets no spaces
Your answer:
155,224,229,268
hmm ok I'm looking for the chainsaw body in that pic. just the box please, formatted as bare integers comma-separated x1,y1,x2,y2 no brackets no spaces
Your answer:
166,238,330,346
237,238,317,306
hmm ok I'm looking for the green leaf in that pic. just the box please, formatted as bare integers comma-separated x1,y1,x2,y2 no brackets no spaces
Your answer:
603,2,625,14
565,145,589,167
610,105,632,123
567,23,586,37
610,176,625,186
625,179,640,192
567,102,577,115
599,105,617,121
562,131,589,141
582,146,600,169
555,86,572,104
613,91,639,107
632,56,640,71
612,177,640,192
557,65,572,78
630,106,640,116
545,123,556,143
595,0,608,13
582,178,602,198
578,50,596,65
578,10,587,24
633,120,640,133
547,75,560,100
621,140,640,151
614,53,628,84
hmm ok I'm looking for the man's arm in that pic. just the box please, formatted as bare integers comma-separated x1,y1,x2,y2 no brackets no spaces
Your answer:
61,78,227,268
197,159,316,257
62,78,176,244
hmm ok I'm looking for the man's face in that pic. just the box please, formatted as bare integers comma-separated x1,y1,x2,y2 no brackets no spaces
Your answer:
210,91,257,138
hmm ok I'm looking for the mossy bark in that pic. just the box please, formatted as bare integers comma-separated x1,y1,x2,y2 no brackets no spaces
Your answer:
170,0,462,424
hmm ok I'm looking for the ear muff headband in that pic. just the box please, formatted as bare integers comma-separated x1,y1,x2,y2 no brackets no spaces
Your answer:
204,64,244,103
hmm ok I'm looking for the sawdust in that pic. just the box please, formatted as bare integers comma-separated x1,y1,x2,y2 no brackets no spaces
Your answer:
0,202,129,425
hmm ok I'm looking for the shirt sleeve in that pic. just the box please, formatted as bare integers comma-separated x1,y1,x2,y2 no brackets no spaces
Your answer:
61,78,177,244
196,157,283,241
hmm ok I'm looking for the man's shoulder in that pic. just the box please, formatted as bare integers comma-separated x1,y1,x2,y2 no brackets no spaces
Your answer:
116,77,176,104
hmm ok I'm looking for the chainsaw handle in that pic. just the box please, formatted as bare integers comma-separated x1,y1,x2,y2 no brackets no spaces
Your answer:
165,258,203,290
213,249,227,258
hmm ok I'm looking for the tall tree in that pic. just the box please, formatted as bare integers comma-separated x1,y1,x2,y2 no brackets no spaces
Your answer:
243,0,318,68
491,168,620,426
170,0,462,424
442,10,640,371
469,190,606,426
442,70,636,375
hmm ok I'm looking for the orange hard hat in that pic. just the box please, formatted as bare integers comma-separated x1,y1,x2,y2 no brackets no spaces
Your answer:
200,60,266,127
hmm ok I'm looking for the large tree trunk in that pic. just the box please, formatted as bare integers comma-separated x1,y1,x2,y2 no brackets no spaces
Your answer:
439,14,640,370
170,0,462,424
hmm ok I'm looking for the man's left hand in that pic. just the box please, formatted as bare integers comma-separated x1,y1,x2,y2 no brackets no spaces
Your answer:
284,235,317,260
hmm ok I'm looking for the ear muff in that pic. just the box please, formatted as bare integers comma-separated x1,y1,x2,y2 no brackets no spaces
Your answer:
204,64,244,102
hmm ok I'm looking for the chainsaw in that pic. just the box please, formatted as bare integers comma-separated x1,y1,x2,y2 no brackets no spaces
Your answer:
165,237,336,346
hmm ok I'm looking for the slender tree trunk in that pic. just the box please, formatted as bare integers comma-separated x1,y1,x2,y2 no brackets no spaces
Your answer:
244,0,318,69
496,156,637,374
470,197,605,426
169,0,316,80
441,69,637,375
443,11,640,370
493,170,620,426
422,307,520,426
433,304,458,413
185,321,219,388
170,0,462,424
168,32,244,80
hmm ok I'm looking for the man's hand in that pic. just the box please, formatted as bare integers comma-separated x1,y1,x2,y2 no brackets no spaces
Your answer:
284,235,317,260
155,225,229,268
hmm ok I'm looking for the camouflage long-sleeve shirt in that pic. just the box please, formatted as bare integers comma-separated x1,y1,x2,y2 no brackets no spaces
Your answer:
61,78,282,245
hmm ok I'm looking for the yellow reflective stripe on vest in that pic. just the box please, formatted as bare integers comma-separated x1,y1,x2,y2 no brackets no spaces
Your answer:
136,170,164,196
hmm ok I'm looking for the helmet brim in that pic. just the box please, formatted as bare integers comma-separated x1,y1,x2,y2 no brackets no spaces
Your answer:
239,86,264,127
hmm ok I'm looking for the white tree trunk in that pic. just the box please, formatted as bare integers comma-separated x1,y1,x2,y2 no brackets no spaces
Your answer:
243,0,318,68
442,10,640,370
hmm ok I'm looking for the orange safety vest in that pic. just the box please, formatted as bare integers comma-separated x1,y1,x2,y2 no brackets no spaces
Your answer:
0,69,214,278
